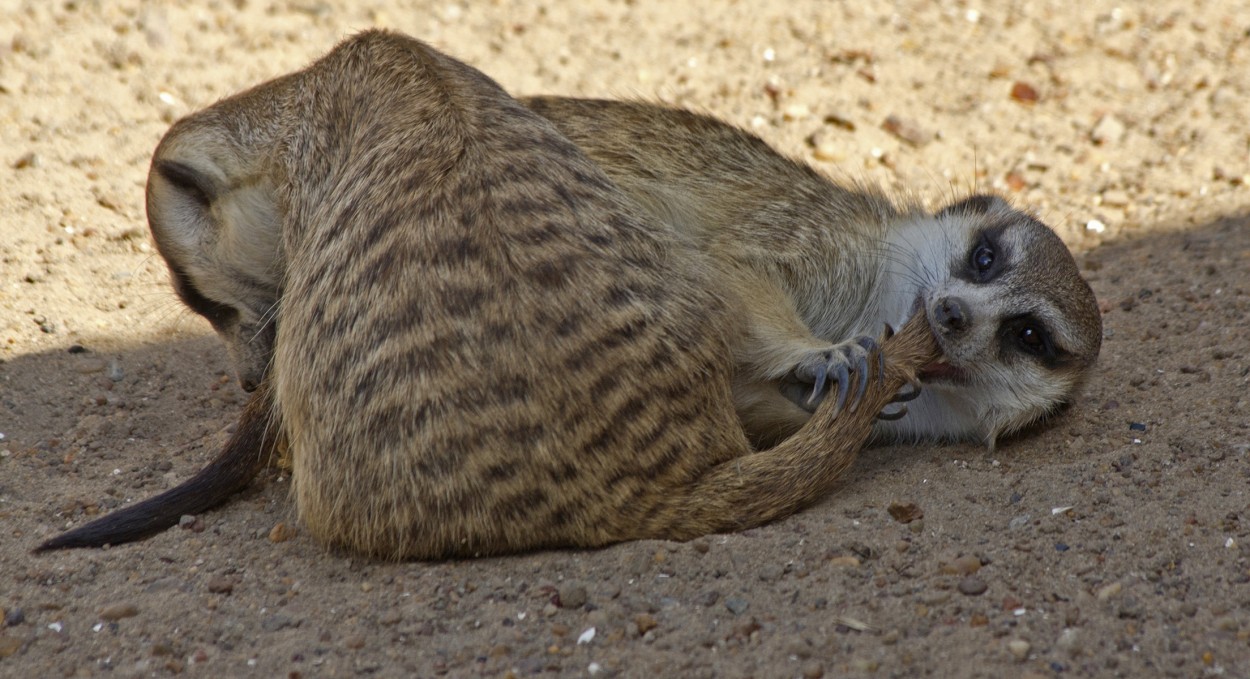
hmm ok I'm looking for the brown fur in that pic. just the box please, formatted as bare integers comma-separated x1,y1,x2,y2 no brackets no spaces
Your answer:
38,31,939,560
524,97,1102,448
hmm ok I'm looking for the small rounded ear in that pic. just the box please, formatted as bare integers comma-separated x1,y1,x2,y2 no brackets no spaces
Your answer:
937,194,1009,218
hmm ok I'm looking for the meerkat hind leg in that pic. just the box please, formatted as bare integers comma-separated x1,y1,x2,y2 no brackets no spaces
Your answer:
644,312,939,540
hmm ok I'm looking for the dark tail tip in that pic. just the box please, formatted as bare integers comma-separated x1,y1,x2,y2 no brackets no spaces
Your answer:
33,382,278,554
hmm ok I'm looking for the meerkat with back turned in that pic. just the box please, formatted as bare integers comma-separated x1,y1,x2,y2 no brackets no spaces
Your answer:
526,98,1103,449
37,31,939,558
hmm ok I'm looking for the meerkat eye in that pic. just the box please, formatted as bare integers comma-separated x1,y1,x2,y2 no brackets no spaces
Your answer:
1017,324,1048,355
974,246,994,271
969,240,995,282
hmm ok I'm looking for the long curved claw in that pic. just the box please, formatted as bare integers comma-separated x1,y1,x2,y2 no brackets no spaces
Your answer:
876,405,908,421
806,363,829,406
833,363,850,413
852,354,869,409
853,337,878,410
893,383,922,403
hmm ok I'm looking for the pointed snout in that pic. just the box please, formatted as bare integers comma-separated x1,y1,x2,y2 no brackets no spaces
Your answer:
934,296,971,333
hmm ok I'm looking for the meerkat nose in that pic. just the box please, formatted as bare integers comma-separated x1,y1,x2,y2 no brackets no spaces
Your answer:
934,296,971,332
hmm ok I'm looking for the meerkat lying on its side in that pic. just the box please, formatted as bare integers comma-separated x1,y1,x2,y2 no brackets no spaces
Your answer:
525,98,1103,449
36,31,940,559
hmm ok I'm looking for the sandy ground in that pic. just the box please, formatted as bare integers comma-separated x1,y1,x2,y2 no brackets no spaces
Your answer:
2,0,1249,677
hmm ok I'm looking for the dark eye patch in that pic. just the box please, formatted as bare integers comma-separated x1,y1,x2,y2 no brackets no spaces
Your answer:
965,226,1009,283
168,263,238,330
1000,314,1063,367
971,241,994,278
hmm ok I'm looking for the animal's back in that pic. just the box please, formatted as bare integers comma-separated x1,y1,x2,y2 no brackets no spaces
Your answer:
275,33,749,559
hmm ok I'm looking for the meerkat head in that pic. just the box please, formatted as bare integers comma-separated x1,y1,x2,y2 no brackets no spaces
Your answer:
880,194,1102,448
145,98,289,392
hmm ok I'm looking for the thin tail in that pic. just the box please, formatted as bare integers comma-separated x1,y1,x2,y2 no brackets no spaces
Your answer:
33,382,278,552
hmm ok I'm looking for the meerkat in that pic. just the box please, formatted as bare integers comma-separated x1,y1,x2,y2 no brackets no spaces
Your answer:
37,30,940,559
523,97,1103,449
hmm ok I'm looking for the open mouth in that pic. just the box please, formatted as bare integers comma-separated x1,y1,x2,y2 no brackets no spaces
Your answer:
916,298,971,384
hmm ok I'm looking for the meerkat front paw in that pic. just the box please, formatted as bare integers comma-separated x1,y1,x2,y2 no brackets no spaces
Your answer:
781,332,923,419
784,336,881,415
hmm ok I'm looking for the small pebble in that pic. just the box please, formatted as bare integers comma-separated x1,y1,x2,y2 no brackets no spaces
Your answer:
13,151,40,169
1091,114,1126,145
1096,582,1122,601
941,555,982,575
957,576,988,596
260,614,298,632
1009,515,1031,531
1056,628,1082,655
1101,189,1130,207
344,634,366,650
5,608,25,627
783,103,810,121
378,609,402,626
1010,81,1039,103
206,576,235,595
99,602,139,621
808,129,842,162
633,613,658,635
696,590,720,607
1128,422,1146,432
758,563,785,582
724,597,749,615
1214,615,1239,632
887,501,924,523
1007,639,1031,660
732,617,761,637
179,515,205,532
72,358,107,374
557,583,587,609
269,521,297,543
800,660,824,678
0,636,22,659
881,115,931,146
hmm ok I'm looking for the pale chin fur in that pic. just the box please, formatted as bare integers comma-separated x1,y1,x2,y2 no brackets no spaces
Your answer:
869,214,1000,449
871,383,995,447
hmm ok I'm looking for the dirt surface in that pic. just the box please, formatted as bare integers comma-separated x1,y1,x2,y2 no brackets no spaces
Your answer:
2,1,1249,677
